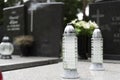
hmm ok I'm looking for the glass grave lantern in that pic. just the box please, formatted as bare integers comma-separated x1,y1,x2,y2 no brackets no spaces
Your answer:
0,36,14,59
62,24,79,79
90,28,104,71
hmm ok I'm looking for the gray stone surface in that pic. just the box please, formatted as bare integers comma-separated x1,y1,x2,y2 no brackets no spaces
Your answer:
2,61,120,80
0,55,61,71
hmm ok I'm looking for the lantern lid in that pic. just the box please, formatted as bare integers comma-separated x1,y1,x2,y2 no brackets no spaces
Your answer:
2,36,10,42
92,28,102,38
64,24,75,35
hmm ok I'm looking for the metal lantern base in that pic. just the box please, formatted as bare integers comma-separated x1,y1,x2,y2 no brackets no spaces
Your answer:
89,63,105,71
62,69,79,79
1,55,12,59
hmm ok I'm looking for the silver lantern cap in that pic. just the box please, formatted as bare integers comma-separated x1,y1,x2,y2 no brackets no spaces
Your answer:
64,24,75,36
92,28,102,38
2,36,10,42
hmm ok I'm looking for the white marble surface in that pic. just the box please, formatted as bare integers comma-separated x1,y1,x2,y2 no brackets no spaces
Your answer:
2,61,120,80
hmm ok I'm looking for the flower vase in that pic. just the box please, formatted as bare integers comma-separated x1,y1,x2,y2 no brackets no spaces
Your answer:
20,45,31,56
87,36,91,57
77,35,88,59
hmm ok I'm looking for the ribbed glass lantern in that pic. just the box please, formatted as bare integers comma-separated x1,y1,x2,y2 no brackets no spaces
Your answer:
0,36,14,59
90,28,104,71
62,24,79,79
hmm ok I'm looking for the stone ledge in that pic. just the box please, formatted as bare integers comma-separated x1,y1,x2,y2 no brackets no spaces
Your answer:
0,56,62,72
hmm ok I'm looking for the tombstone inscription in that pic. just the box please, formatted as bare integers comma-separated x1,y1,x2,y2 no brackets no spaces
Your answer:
3,5,27,55
90,1,120,59
3,5,27,41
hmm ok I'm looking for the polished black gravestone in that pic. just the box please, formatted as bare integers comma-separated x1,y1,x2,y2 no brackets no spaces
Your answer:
3,5,27,41
3,5,27,55
27,2,64,57
90,1,120,60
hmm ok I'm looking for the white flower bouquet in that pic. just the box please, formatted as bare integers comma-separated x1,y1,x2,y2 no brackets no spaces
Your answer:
70,19,98,36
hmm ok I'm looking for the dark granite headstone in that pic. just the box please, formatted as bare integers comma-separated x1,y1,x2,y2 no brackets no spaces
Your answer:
3,1,64,57
3,5,27,55
3,5,27,41
27,2,64,57
90,1,120,60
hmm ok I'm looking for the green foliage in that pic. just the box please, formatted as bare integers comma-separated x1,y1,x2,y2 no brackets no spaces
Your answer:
5,0,24,7
55,0,95,26
55,0,83,26
5,0,16,7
